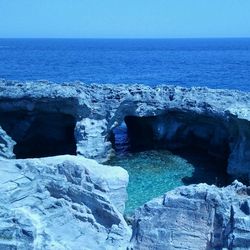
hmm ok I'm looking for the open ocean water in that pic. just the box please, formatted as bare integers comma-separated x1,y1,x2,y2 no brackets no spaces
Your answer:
1,38,249,213
0,38,250,90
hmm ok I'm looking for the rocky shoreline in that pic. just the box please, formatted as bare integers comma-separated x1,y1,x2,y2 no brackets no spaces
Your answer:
0,80,250,249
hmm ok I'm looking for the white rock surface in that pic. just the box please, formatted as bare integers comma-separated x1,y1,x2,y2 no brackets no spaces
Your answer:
131,181,250,250
0,155,131,250
0,152,249,249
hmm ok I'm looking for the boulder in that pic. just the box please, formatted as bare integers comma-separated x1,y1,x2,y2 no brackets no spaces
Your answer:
131,181,250,250
0,155,131,250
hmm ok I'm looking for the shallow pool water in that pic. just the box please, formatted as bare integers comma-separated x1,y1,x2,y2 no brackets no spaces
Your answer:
106,149,230,215
106,123,230,214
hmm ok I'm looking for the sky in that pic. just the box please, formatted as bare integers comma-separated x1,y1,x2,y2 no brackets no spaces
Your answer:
0,0,250,38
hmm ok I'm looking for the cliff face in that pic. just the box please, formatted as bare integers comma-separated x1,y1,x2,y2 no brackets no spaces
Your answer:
0,80,250,179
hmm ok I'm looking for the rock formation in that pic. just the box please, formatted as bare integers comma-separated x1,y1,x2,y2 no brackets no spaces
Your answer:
131,181,250,250
0,80,250,249
0,155,130,249
0,125,16,159
0,80,250,180
1,154,249,249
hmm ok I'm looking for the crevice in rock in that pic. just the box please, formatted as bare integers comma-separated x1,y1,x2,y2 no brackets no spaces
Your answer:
0,111,77,158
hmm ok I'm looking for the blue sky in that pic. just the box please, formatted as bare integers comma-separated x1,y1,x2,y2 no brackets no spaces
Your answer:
0,0,250,38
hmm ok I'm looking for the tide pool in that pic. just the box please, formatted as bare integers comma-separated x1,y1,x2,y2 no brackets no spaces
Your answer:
106,149,229,215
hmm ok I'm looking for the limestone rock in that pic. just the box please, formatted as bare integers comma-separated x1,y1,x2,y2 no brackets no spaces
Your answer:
0,155,131,250
75,118,114,162
1,81,250,178
131,181,250,250
0,126,16,159
0,80,250,249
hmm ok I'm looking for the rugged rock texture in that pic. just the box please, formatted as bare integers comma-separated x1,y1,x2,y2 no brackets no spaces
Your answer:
131,181,250,250
0,80,250,179
1,155,249,250
0,126,15,159
0,155,130,249
0,81,250,249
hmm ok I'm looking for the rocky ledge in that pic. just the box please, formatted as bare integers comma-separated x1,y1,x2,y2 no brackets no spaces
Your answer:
1,80,250,179
0,81,250,249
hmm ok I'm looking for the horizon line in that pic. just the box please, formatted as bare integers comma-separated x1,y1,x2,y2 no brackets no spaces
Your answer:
1,36,250,40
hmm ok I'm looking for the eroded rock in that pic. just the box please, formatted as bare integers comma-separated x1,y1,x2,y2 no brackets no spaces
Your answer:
131,181,250,250
0,81,250,249
0,155,130,249
0,81,250,179
0,125,16,159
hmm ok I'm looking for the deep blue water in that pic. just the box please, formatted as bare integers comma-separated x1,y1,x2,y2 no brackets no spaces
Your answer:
0,38,250,90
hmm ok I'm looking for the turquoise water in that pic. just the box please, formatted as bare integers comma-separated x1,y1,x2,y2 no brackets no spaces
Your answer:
106,149,229,215
107,150,195,214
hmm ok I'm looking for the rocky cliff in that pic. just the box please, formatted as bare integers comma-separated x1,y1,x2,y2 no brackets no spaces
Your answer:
1,80,250,179
0,80,250,249
0,155,249,249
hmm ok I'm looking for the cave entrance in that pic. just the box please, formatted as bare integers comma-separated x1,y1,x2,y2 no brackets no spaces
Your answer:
111,113,231,162
108,112,231,214
0,111,77,159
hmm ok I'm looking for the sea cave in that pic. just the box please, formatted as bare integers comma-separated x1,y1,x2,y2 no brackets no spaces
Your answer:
107,111,232,214
0,110,77,158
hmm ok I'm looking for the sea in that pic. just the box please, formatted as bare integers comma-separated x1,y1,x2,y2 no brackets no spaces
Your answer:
1,38,249,213
0,38,250,91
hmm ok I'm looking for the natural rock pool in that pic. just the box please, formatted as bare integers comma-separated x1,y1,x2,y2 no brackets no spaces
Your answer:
106,124,230,215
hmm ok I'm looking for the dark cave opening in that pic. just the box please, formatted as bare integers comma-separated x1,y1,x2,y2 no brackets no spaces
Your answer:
124,114,230,162
0,111,77,159
108,112,234,214
134,112,230,168
110,112,232,186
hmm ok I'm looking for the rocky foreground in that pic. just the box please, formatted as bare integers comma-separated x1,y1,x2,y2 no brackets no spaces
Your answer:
0,81,250,249
132,181,250,250
0,155,249,249
0,156,130,249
